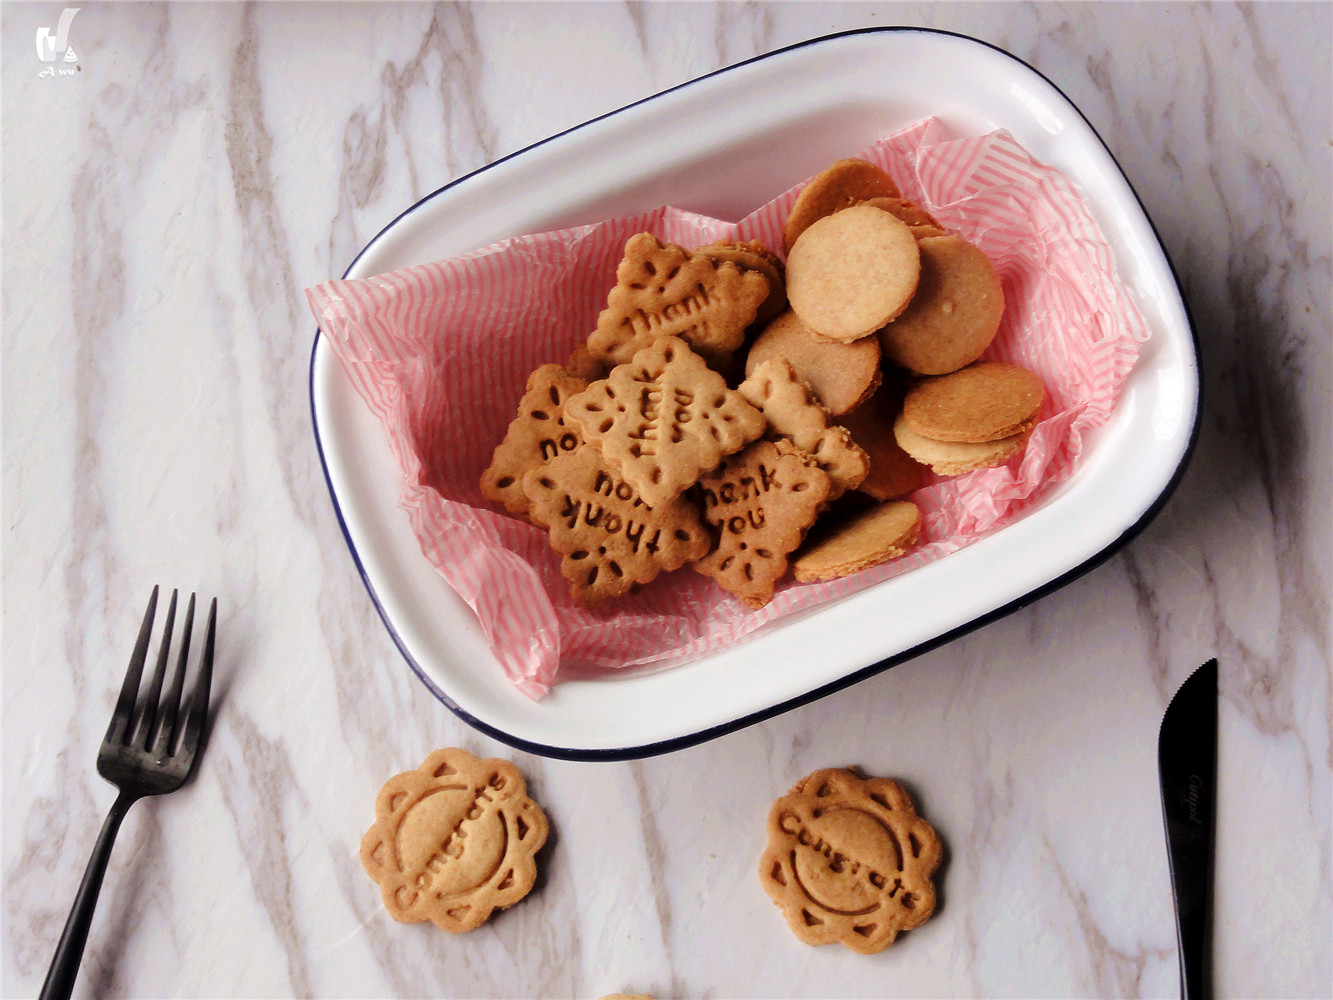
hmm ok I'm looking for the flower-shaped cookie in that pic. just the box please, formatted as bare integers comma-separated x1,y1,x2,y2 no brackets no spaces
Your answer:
759,767,942,953
360,748,548,933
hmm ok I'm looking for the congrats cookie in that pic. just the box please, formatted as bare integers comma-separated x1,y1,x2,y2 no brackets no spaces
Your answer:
360,748,549,933
759,767,942,954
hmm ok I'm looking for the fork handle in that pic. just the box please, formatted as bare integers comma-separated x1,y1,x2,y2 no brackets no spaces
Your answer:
40,790,139,1000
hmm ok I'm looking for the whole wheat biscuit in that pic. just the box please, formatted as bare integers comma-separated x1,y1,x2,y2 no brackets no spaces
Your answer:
791,500,922,582
786,206,921,343
743,309,881,416
892,417,1034,476
360,747,548,933
901,360,1045,443
738,358,868,500
564,336,765,508
586,233,770,370
480,364,588,517
759,767,942,953
857,195,942,233
836,379,927,501
783,158,902,254
694,439,832,609
877,234,1005,375
522,443,710,606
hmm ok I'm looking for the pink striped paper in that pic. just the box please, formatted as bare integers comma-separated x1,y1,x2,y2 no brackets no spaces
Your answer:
306,118,1149,699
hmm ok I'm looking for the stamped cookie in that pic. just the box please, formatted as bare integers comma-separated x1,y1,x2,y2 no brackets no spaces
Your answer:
786,205,922,343
586,232,771,370
360,747,548,934
694,439,831,609
783,158,903,254
877,234,1005,375
480,363,588,517
738,358,868,500
743,309,881,416
696,238,788,332
759,767,942,953
564,336,765,508
791,500,922,582
522,442,710,606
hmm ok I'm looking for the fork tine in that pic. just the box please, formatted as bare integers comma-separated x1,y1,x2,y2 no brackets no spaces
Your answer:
106,586,159,746
151,593,195,757
176,598,216,761
132,589,178,750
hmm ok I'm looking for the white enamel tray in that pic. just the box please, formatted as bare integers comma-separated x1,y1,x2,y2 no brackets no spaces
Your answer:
309,28,1199,759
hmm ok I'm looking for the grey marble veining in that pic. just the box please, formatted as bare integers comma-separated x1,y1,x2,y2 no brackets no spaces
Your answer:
3,3,1329,998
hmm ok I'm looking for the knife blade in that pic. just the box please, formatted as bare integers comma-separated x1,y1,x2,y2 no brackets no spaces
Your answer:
1158,658,1218,1000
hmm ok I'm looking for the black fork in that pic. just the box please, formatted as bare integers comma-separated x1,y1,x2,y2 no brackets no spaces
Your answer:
40,587,217,1000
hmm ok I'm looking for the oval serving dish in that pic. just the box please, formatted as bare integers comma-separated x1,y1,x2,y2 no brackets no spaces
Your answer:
309,28,1199,760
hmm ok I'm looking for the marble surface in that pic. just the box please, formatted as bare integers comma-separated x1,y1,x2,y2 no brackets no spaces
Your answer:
3,3,1329,998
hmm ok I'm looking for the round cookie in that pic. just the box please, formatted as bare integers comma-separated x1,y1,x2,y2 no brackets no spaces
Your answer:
901,361,1045,443
792,499,922,582
786,206,922,343
892,416,1034,476
837,379,927,500
783,158,902,253
758,767,942,953
744,309,881,416
877,234,1004,375
360,748,549,933
857,195,942,233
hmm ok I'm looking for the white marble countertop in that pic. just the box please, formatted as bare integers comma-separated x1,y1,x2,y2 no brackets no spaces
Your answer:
4,3,1329,998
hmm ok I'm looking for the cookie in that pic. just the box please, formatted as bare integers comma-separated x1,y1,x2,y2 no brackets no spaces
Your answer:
694,439,831,609
738,358,868,500
836,379,927,501
791,500,922,582
564,336,765,508
857,195,942,233
696,238,788,331
900,360,1045,443
743,309,881,416
480,364,588,517
892,418,1034,476
877,234,1005,375
786,205,921,343
586,232,771,370
360,747,548,933
759,767,942,954
522,442,710,606
783,158,902,254
564,343,610,382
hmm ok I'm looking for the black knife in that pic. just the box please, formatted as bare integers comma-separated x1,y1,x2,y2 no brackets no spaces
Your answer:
1158,658,1218,1000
